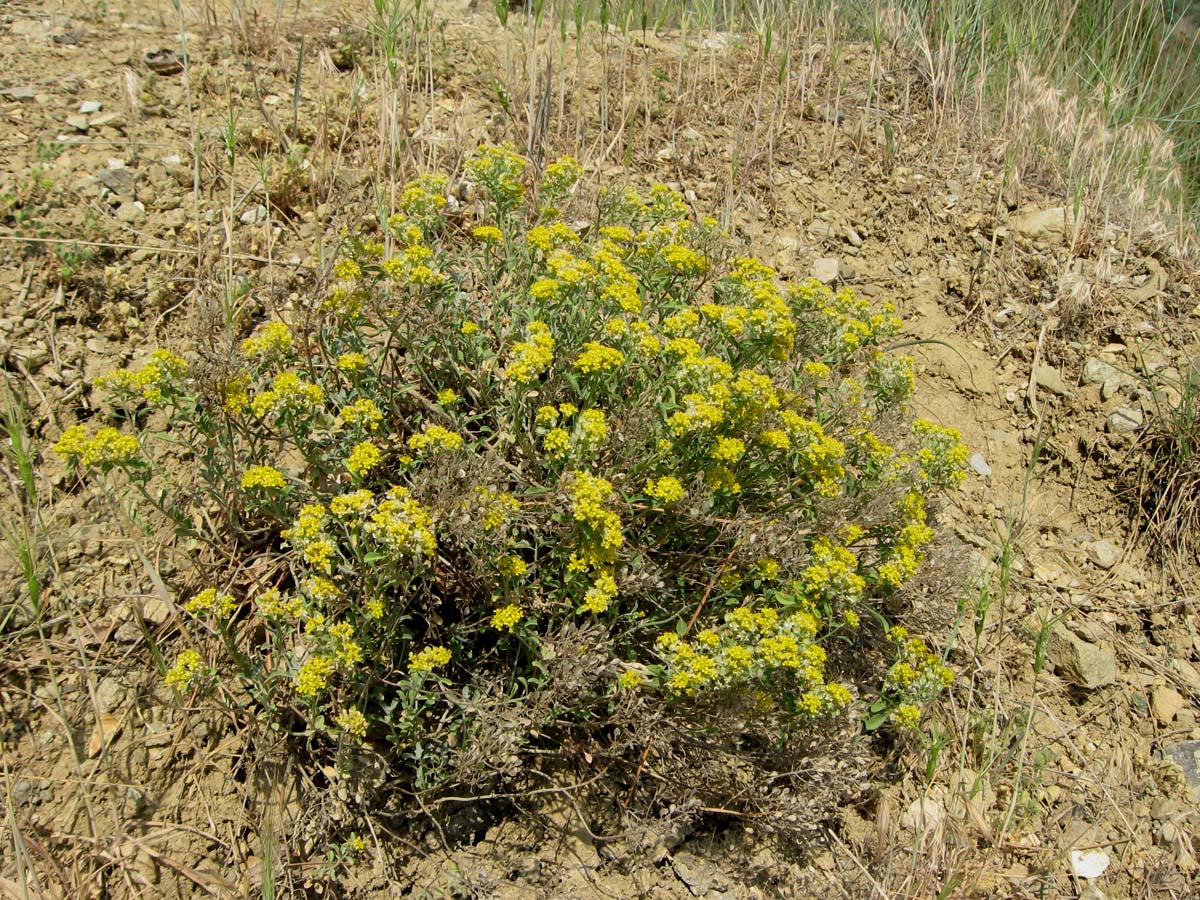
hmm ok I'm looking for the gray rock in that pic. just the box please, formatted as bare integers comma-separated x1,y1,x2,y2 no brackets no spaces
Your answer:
1045,624,1116,689
79,100,102,114
66,114,89,132
811,257,840,284
3,86,36,101
1164,741,1200,801
967,452,992,477
1107,405,1144,433
1086,539,1121,570
1082,357,1122,385
845,226,863,247
95,677,123,713
98,167,137,195
115,201,146,224
240,204,268,224
89,111,124,129
1034,365,1071,396
1101,378,1122,401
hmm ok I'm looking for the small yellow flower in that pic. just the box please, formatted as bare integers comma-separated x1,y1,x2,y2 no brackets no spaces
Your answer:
333,258,362,280
335,707,368,739
436,388,458,406
346,441,382,477
165,650,203,690
473,225,504,243
574,342,625,374
499,554,528,577
338,399,384,431
461,320,480,335
644,476,685,505
295,655,337,697
408,645,452,673
337,351,369,371
617,669,643,689
408,425,463,453
491,603,524,631
240,465,287,491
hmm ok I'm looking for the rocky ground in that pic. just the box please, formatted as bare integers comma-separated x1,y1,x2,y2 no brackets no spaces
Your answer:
2,0,1200,897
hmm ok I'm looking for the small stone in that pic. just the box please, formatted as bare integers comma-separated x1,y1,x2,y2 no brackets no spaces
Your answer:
89,111,124,129
845,226,863,247
901,794,945,832
811,257,840,284
1101,378,1122,401
1012,205,1081,240
3,86,36,101
1165,741,1200,801
1044,623,1117,689
140,596,173,626
1107,405,1144,433
240,204,269,224
79,100,102,114
1034,364,1071,396
66,114,89,132
1153,687,1186,724
95,677,123,713
1086,540,1121,570
967,453,992,477
1083,357,1122,385
114,201,146,224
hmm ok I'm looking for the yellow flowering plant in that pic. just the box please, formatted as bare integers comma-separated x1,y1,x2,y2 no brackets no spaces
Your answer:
65,147,966,806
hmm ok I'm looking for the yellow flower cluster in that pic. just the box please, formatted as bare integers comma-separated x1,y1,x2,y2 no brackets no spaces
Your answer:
504,321,555,383
408,644,452,673
790,280,902,353
335,707,368,738
581,571,618,614
491,603,524,631
186,587,236,618
799,537,866,604
913,419,969,488
884,626,953,726
476,486,520,532
877,491,935,588
644,475,685,505
399,173,448,219
241,321,293,359
53,425,140,468
473,225,503,243
295,654,337,697
541,155,583,197
368,486,437,559
408,424,463,453
527,222,580,253
567,470,623,568
466,142,526,208
780,412,847,497
338,399,383,431
346,440,382,476
498,554,528,576
165,649,203,690
654,602,849,713
94,349,189,403
337,351,369,371
240,465,287,491
250,371,325,418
